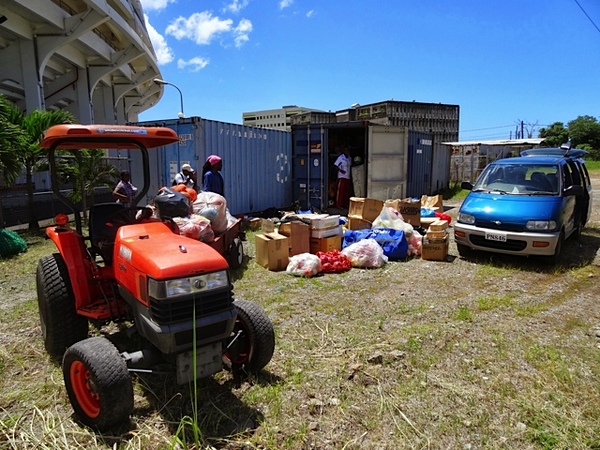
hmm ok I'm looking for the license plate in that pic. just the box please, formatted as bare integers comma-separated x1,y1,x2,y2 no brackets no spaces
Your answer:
485,231,507,242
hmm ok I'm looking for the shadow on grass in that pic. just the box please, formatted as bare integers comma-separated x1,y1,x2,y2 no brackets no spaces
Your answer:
456,226,600,274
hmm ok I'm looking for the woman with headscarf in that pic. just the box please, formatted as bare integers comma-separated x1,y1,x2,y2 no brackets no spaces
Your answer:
202,155,224,196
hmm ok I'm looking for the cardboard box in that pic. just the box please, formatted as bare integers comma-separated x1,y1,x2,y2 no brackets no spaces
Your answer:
347,216,372,230
278,221,310,256
310,235,342,254
429,219,449,231
247,217,262,231
260,218,275,233
425,229,448,240
311,225,343,238
300,214,340,229
349,197,384,223
255,233,289,270
421,237,449,261
385,198,421,226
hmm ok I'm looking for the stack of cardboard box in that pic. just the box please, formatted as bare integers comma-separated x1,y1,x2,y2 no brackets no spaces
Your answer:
421,219,449,261
301,214,343,253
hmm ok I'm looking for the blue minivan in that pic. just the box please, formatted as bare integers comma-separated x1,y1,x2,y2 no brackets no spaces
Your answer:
454,145,592,264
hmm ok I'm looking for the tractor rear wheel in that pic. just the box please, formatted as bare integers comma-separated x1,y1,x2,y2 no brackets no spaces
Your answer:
36,253,88,358
223,300,275,373
63,337,133,431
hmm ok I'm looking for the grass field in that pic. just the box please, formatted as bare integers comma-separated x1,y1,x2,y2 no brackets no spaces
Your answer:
1,169,599,449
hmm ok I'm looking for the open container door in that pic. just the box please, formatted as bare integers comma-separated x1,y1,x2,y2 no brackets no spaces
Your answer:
366,125,408,201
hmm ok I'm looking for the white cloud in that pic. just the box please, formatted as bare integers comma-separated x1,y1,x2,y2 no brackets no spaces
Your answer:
279,0,293,9
140,0,175,12
144,14,174,65
166,12,233,45
225,0,249,13
234,19,252,48
177,57,210,72
306,10,314,18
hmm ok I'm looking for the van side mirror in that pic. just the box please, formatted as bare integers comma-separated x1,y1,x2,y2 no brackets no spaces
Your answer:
461,181,473,191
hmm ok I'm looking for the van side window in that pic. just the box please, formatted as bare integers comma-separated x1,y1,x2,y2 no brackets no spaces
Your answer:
567,160,581,186
562,164,573,188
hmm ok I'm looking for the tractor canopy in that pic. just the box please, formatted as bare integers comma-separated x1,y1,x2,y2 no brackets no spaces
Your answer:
40,124,180,150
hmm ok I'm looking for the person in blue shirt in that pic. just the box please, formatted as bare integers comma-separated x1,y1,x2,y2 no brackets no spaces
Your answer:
202,155,224,196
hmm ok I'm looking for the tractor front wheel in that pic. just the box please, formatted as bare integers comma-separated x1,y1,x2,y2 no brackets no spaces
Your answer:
63,337,133,431
223,300,275,373
36,254,88,358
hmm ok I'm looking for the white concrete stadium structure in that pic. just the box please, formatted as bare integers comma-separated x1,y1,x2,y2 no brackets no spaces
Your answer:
0,0,162,124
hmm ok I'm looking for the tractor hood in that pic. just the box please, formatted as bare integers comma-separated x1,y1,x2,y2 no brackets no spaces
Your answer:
115,221,228,280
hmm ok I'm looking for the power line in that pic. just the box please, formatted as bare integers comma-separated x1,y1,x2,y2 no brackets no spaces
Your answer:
573,0,600,34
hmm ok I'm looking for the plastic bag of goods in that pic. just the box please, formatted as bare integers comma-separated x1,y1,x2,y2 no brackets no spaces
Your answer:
192,191,228,234
286,253,322,277
316,249,352,273
341,238,388,268
154,187,191,219
172,214,215,242
372,206,406,230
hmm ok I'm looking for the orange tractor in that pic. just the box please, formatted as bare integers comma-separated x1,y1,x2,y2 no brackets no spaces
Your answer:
36,124,275,430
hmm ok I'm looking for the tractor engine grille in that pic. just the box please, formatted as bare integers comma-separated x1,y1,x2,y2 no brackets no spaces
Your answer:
149,289,234,325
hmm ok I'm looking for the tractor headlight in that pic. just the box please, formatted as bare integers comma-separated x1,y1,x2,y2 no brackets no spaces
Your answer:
148,270,229,300
526,220,557,231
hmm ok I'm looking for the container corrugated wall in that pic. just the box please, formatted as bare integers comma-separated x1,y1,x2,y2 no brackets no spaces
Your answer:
430,140,451,193
406,131,433,198
132,117,292,215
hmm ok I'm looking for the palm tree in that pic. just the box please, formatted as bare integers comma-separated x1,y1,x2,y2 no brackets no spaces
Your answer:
7,107,76,230
0,95,26,228
56,149,120,223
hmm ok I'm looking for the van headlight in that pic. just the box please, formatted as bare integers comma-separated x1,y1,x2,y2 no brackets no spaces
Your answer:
458,212,475,225
526,220,557,231
148,270,229,299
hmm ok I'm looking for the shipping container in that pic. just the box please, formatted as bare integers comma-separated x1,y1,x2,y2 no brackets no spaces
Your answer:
292,122,450,212
131,117,292,216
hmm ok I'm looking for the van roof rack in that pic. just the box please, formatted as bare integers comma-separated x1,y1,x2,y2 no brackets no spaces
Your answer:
520,147,588,158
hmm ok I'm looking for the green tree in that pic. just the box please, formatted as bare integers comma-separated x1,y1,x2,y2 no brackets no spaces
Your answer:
538,122,569,148
7,107,76,230
56,149,119,223
0,95,25,185
568,115,600,151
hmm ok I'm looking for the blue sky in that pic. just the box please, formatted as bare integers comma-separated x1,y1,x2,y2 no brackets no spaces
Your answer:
138,0,600,141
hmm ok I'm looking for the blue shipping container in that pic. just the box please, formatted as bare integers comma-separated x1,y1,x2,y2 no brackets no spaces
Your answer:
131,117,292,216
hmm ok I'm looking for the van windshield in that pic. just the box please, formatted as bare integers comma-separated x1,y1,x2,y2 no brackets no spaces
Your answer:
473,163,560,195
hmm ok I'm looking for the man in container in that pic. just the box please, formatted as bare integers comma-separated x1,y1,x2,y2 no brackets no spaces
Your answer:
334,147,352,209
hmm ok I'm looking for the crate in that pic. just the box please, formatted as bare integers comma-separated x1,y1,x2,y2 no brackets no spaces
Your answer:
255,233,289,270
348,197,384,222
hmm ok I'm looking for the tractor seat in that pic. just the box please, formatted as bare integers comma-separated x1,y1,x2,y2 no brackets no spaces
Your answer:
89,202,125,264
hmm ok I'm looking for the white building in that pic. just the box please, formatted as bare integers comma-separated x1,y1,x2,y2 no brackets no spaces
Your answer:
0,0,163,124
242,105,322,131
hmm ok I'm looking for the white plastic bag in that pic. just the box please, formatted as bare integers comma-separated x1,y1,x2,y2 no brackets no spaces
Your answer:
372,206,413,234
341,238,388,268
193,191,228,234
286,253,322,277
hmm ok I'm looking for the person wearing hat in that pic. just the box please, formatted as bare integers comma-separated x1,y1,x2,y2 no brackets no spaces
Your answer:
173,163,197,190
202,155,224,196
113,171,138,207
